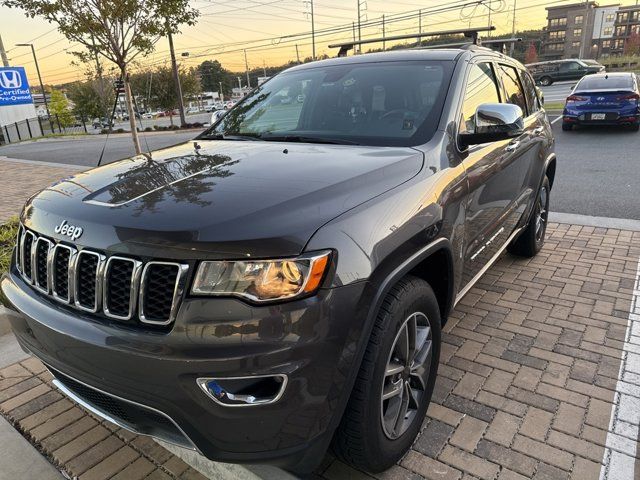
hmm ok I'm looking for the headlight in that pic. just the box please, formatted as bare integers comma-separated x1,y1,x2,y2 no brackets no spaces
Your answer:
191,251,331,302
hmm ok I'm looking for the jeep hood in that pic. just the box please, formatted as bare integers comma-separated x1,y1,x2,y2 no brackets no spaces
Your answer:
22,140,423,259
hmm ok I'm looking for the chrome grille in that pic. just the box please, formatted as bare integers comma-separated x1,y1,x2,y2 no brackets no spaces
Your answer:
16,226,188,326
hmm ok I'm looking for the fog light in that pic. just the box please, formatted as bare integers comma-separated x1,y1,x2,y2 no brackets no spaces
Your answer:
197,374,287,407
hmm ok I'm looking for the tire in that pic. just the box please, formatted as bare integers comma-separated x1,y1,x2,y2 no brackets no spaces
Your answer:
539,76,553,86
630,124,639,132
333,276,441,473
562,123,573,131
508,175,550,258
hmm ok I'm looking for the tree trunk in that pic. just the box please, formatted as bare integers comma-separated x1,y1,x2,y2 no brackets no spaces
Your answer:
121,65,142,156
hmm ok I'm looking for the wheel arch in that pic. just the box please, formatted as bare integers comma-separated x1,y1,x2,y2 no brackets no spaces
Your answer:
545,154,557,189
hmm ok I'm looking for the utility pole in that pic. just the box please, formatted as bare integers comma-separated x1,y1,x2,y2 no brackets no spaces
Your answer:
310,0,316,60
15,43,50,118
167,25,186,126
295,44,301,63
579,0,590,59
0,35,9,67
417,10,422,45
382,15,386,50
244,49,250,88
219,81,224,102
357,1,362,53
237,76,242,89
510,0,517,56
262,60,267,77
487,0,492,36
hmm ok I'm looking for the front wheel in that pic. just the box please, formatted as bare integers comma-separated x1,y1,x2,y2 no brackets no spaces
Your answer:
508,175,550,257
539,76,553,86
333,276,441,473
562,123,573,131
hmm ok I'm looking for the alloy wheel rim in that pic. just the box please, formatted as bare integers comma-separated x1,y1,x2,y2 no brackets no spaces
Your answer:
535,186,548,243
380,312,432,440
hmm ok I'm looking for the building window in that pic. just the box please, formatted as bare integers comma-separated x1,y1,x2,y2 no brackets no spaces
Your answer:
572,41,581,48
602,40,611,48
618,12,628,22
575,15,584,25
615,26,626,36
605,13,615,22
614,39,625,49
632,25,640,35
549,17,567,27
549,30,565,40
573,28,582,37
632,11,639,21
603,27,613,36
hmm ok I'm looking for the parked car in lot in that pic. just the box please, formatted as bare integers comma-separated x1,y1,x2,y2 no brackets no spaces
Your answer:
526,59,604,86
91,117,113,129
562,72,639,131
210,109,226,124
3,46,556,475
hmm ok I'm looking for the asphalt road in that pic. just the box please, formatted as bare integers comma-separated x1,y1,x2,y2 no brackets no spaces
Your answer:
547,114,640,220
1,116,638,220
0,130,203,166
540,81,574,103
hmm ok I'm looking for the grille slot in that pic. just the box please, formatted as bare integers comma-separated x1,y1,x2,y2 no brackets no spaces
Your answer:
34,238,52,292
74,251,102,312
103,257,140,321
17,226,187,327
140,262,185,325
51,245,74,303
21,231,36,282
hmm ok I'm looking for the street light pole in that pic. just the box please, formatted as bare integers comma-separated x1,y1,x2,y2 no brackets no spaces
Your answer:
16,43,50,118
167,27,186,126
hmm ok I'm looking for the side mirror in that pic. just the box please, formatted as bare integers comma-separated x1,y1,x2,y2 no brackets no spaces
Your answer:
459,103,524,147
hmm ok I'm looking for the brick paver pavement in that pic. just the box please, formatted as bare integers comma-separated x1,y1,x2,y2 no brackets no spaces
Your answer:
1,158,640,479
0,157,83,222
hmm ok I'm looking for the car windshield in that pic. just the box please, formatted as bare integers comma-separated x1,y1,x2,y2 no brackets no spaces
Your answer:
577,75,634,90
198,61,454,147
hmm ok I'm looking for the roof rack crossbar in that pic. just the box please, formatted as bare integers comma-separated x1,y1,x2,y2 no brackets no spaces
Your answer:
329,26,496,57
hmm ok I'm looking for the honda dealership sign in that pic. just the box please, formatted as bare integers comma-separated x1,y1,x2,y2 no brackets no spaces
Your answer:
0,67,33,106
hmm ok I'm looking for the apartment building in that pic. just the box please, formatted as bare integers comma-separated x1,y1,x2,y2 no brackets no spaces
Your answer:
610,5,640,55
541,2,638,60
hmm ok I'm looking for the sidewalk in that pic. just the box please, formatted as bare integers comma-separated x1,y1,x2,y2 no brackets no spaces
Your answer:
1,156,640,480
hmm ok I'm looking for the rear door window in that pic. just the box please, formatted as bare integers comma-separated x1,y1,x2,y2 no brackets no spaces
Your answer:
520,70,541,115
497,64,527,115
459,63,501,134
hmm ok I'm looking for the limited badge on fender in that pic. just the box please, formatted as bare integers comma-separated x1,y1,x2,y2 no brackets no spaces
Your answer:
54,220,83,241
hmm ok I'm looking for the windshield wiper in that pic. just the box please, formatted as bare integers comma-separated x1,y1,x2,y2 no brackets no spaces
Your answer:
198,132,263,141
260,134,360,145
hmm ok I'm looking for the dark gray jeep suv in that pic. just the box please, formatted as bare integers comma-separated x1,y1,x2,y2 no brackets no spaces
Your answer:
2,45,555,474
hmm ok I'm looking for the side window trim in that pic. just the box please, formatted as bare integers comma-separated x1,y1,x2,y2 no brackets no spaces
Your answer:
496,62,530,118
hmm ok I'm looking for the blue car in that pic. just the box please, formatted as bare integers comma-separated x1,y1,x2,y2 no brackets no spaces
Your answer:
562,72,640,132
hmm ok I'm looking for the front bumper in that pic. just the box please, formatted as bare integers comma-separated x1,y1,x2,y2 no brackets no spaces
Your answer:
1,267,370,471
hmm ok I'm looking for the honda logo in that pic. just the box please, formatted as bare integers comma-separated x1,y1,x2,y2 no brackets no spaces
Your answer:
0,70,22,89
597,97,605,101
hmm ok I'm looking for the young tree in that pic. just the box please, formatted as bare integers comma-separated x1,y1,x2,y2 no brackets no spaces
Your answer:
49,89,75,127
2,0,199,155
624,30,640,57
525,42,538,64
143,65,200,125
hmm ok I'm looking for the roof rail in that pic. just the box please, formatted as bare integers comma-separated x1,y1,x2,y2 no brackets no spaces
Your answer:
417,37,522,53
328,26,496,57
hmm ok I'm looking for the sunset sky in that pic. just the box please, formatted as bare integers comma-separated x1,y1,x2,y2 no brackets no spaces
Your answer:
1,0,638,87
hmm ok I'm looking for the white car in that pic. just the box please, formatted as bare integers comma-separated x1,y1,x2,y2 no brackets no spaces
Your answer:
210,109,226,124
141,113,154,119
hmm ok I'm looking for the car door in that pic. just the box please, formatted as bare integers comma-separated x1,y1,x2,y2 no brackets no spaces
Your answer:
559,61,583,81
458,61,524,287
495,63,546,223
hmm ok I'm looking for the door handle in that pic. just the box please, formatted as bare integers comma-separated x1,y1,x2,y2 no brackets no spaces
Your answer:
505,140,520,152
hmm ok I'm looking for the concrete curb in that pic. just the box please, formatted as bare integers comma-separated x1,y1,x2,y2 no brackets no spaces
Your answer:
549,212,640,232
0,306,12,336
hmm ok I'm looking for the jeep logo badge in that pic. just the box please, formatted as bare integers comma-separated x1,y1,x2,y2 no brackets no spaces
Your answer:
54,220,83,241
